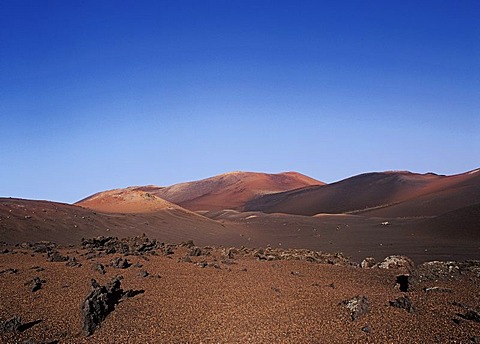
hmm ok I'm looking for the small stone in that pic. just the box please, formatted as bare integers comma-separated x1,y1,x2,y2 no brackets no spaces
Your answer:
25,277,45,292
92,263,106,275
376,255,415,274
111,257,130,269
361,325,371,333
66,257,82,268
342,296,369,321
0,315,22,333
389,296,415,313
189,247,203,257
47,250,68,262
361,257,376,269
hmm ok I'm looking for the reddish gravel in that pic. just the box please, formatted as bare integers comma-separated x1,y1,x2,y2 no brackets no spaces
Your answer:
1,244,479,343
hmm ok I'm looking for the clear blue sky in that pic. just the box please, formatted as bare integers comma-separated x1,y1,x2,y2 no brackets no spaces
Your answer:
1,0,479,203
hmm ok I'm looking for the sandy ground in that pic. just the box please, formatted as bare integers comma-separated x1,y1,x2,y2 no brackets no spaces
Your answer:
1,243,479,343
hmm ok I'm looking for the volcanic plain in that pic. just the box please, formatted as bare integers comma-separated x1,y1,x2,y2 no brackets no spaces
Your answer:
1,169,479,343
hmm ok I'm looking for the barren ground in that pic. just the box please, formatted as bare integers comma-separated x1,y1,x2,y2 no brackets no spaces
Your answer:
1,242,479,343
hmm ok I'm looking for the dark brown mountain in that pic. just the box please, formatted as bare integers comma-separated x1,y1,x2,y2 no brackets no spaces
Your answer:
245,169,480,217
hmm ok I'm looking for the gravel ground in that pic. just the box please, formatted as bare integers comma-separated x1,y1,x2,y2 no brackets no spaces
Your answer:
0,244,479,343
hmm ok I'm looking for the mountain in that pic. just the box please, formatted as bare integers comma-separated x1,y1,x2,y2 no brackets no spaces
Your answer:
84,171,323,212
0,197,235,246
245,169,480,217
77,188,184,214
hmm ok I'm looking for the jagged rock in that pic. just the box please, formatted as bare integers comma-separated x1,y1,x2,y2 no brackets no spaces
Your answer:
82,236,158,255
0,315,22,333
408,260,480,289
181,255,192,263
389,296,415,313
189,247,203,257
25,277,45,292
376,255,415,274
66,257,82,267
92,263,106,275
361,257,376,269
111,257,130,269
196,261,208,268
32,241,56,253
47,251,68,262
163,246,175,255
222,248,236,259
341,296,369,321
82,277,124,336
82,276,142,336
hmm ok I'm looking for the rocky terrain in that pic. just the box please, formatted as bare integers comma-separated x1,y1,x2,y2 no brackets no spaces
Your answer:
1,236,479,343
1,169,479,342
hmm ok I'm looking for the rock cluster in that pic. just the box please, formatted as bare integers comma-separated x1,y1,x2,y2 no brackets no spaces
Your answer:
242,247,353,266
81,235,158,255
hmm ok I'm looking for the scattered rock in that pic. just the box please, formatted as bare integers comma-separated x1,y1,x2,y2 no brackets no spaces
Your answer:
181,255,192,263
361,325,371,333
0,315,22,333
111,257,130,269
376,255,415,274
189,247,203,257
139,270,149,278
25,277,46,292
92,263,106,275
66,257,82,268
222,248,236,259
408,260,480,289
389,296,415,313
163,246,175,255
81,235,158,255
0,268,18,274
341,296,369,321
47,251,68,262
361,257,376,269
32,241,57,253
271,286,281,293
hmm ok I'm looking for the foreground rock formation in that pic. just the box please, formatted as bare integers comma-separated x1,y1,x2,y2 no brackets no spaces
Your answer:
0,237,479,343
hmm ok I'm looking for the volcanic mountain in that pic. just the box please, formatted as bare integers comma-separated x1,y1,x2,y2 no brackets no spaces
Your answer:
84,171,324,212
245,169,480,217
0,197,234,246
76,188,183,214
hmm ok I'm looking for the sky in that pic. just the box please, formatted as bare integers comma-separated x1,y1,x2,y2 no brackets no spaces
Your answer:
1,0,479,203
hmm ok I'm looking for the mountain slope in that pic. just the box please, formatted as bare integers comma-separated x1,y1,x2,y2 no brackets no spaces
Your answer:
245,169,480,217
0,198,234,245
130,171,324,211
